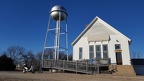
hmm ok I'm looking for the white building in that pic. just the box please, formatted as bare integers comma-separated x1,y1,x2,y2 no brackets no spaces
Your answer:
71,16,131,65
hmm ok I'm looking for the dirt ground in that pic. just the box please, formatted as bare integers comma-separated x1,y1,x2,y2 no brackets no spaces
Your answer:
0,71,144,81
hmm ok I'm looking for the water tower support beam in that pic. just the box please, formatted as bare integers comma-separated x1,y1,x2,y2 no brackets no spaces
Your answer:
66,19,69,61
41,16,51,68
54,12,61,60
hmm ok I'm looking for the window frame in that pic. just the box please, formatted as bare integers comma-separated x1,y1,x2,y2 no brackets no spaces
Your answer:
79,47,83,59
95,45,101,59
115,44,121,50
89,45,94,59
103,44,108,59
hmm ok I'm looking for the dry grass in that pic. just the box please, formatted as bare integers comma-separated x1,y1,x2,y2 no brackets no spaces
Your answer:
0,71,144,81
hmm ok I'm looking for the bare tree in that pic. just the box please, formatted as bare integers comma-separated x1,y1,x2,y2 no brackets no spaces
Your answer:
6,46,25,64
35,49,53,70
20,50,35,67
137,51,142,58
35,51,42,70
41,49,53,59
36,49,53,60
58,52,67,60
68,54,73,61
36,51,42,61
131,51,142,59
131,51,136,59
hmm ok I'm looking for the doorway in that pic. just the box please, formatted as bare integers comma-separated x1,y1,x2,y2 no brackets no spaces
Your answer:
116,52,123,65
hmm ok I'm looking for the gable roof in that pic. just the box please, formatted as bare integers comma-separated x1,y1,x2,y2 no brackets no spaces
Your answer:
71,16,131,46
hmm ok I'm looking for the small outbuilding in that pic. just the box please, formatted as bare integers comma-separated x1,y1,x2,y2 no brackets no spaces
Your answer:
131,59,144,75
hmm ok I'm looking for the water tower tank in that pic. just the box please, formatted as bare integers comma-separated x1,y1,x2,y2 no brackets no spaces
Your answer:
50,5,68,21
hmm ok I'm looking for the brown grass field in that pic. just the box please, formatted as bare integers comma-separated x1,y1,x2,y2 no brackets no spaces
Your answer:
0,71,144,81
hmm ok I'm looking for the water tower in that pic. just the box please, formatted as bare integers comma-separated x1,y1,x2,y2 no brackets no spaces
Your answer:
41,5,68,67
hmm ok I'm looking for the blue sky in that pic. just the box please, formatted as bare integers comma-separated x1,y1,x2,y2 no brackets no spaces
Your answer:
0,0,144,56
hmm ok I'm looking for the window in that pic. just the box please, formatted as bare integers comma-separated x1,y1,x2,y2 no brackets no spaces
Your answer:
96,45,101,51
96,45,101,59
103,45,108,51
89,45,94,59
103,44,108,59
115,44,121,50
79,47,82,59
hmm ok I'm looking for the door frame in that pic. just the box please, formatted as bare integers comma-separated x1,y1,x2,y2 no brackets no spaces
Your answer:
115,50,123,65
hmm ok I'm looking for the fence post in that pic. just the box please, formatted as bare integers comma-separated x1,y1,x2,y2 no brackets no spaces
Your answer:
86,61,88,72
76,61,77,73
51,59,53,73
63,60,65,73
97,63,100,74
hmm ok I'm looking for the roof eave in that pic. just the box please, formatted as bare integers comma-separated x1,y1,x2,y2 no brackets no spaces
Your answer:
71,16,99,46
